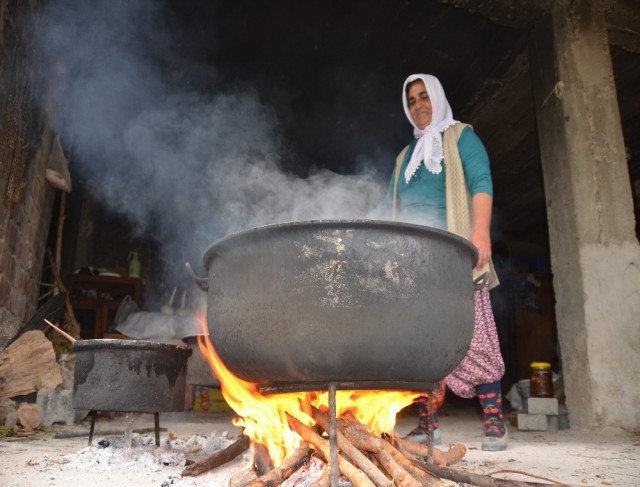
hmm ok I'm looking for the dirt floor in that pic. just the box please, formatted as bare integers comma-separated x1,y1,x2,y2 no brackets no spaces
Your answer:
0,398,638,486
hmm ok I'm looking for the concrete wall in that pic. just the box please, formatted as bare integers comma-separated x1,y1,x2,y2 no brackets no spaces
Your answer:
530,0,640,429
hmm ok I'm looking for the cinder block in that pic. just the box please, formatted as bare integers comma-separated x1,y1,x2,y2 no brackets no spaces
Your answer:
517,413,548,431
528,397,559,415
546,415,559,432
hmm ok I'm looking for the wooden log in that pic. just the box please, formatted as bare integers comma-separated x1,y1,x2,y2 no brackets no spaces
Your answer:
229,467,259,487
334,414,428,487
325,413,421,487
253,442,275,476
181,435,250,477
407,455,562,487
286,413,376,487
372,448,421,487
246,441,311,487
394,436,450,467
0,330,63,399
17,403,42,431
378,436,448,487
311,406,393,487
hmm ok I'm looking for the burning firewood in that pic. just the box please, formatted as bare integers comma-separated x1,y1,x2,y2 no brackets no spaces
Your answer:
253,442,275,476
311,407,393,487
181,434,250,477
286,413,377,487
246,441,311,487
326,411,427,486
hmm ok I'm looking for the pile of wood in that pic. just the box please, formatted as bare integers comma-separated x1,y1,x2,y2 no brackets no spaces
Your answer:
181,405,543,487
0,330,62,400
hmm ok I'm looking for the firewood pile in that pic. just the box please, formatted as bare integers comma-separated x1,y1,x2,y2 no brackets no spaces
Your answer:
181,405,560,487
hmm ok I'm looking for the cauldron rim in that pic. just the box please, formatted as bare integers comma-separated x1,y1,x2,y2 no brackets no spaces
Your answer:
72,338,192,357
201,219,478,270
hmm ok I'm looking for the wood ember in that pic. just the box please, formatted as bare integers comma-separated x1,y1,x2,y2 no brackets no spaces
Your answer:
0,330,63,399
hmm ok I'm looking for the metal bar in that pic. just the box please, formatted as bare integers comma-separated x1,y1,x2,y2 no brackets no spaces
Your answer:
328,382,339,487
88,410,97,446
154,412,160,446
427,412,435,463
123,412,134,461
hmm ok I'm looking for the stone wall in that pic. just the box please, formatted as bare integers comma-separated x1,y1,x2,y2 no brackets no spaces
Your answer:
0,131,56,349
0,0,54,349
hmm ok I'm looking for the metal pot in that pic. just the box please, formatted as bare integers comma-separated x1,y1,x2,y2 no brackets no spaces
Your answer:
188,220,477,393
72,339,192,412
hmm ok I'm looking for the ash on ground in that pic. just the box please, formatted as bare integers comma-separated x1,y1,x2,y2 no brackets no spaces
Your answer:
46,430,245,474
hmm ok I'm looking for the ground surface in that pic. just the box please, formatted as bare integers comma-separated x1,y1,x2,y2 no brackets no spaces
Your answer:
0,400,638,486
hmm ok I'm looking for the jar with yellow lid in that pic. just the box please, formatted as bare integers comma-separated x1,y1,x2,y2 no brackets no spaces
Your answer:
530,362,553,398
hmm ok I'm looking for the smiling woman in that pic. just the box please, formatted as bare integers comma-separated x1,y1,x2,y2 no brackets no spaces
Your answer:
406,80,433,129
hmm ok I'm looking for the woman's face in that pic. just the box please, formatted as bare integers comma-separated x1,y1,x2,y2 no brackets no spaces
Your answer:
407,80,432,129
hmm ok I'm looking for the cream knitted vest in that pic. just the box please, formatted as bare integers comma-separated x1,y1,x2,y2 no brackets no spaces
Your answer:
393,123,499,289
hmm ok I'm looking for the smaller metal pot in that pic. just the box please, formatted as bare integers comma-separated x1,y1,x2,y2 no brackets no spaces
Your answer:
182,335,220,387
72,339,192,412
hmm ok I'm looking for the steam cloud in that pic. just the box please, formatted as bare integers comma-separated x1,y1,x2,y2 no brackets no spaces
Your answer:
35,0,388,285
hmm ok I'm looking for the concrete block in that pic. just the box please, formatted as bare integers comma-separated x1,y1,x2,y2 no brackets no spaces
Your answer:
517,413,548,431
547,415,559,432
528,397,559,415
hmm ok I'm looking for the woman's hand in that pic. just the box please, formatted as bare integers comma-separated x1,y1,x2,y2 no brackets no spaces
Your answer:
471,229,492,270
471,193,493,270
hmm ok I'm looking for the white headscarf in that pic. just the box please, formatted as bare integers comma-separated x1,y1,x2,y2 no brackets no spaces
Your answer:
402,74,458,182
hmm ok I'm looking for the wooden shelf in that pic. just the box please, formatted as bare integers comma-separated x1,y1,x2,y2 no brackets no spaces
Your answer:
67,274,143,339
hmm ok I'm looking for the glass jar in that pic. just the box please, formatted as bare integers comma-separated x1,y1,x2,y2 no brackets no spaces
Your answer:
530,361,553,398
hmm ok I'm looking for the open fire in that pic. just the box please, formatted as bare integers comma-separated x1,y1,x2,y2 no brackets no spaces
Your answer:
194,312,422,466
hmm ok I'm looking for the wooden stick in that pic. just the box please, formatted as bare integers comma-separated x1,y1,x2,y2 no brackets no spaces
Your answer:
286,413,376,487
246,441,310,487
181,435,250,477
407,455,562,487
44,318,76,343
394,436,448,467
335,414,423,487
46,249,80,337
312,407,393,487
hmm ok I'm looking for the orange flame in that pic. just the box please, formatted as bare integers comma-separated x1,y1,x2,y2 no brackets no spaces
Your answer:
194,311,421,466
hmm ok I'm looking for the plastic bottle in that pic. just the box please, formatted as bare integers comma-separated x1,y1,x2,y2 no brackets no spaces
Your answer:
128,250,141,279
530,361,553,398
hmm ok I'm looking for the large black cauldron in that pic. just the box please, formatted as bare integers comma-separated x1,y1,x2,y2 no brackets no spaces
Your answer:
72,339,191,412
188,220,477,393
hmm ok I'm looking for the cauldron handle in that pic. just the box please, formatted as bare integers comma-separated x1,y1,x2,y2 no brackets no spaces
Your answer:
185,262,208,292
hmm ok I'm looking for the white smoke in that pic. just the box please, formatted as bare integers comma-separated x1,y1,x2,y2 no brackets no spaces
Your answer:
34,0,388,284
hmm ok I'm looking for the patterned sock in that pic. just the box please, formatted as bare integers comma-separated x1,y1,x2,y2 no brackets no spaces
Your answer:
476,381,505,437
416,395,439,433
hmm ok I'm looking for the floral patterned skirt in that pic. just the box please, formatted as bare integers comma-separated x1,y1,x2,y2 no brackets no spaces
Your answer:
445,287,505,398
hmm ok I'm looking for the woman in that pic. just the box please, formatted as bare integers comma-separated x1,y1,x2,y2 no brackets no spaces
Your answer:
373,74,507,451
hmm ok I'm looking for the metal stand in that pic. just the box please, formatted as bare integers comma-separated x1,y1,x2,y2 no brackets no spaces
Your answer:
328,382,339,487
87,410,161,447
